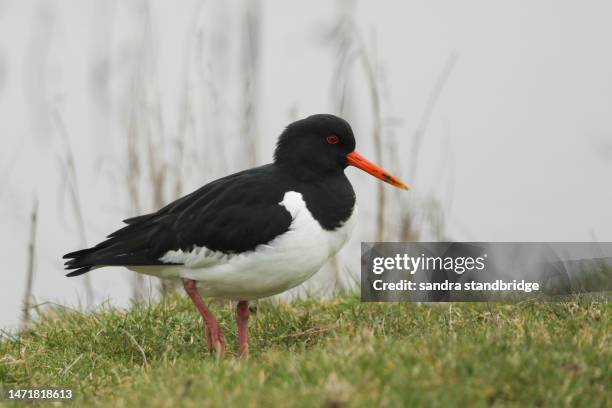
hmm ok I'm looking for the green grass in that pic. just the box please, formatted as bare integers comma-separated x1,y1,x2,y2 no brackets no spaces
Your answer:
1,295,610,407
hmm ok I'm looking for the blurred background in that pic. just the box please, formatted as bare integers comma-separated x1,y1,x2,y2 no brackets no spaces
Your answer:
2,0,611,330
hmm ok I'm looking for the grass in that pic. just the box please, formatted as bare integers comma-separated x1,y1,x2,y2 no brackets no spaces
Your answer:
0,294,610,407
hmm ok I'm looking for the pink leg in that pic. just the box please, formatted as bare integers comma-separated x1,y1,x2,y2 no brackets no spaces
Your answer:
236,300,250,357
182,278,225,356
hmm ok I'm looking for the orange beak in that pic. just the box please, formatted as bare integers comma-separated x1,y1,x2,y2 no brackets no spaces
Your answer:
346,151,409,190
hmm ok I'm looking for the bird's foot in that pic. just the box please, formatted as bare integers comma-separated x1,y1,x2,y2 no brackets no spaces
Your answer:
205,324,226,357
238,342,249,358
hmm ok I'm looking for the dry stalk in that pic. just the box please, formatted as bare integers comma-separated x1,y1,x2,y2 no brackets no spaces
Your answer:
358,36,386,241
54,107,95,304
240,0,262,167
22,197,38,327
408,52,458,182
400,52,458,241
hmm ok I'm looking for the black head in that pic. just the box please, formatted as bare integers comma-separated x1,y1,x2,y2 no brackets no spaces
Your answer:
274,114,408,189
274,114,355,177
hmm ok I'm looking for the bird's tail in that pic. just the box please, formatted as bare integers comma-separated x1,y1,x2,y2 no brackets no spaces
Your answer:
63,247,101,276
63,218,162,276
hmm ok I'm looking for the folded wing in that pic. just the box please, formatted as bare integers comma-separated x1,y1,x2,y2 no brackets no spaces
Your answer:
63,165,293,276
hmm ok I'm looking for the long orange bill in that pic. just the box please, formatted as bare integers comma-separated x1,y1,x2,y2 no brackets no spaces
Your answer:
346,151,409,190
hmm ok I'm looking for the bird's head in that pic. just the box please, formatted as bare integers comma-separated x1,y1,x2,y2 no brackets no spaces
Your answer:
274,114,408,190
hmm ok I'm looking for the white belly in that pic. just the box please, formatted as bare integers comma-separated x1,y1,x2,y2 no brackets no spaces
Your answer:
129,191,356,300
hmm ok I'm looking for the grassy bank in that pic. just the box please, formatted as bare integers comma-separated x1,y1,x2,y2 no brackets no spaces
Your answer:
1,295,610,407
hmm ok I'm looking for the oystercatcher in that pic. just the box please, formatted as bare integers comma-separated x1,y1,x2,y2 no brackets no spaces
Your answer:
63,114,408,357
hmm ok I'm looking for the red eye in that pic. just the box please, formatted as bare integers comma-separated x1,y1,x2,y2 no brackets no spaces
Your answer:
326,135,339,145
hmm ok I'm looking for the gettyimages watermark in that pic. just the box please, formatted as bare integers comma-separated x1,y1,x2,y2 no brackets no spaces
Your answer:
361,242,612,302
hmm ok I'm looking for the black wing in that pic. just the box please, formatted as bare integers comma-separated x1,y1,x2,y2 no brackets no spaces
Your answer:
63,164,293,276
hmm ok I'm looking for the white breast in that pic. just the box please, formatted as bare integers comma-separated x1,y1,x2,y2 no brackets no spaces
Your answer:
129,191,356,300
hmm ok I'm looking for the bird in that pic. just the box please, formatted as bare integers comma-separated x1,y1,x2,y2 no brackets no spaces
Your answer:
63,114,408,357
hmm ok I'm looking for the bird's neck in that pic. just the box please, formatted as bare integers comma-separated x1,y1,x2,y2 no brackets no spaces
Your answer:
274,163,355,231
275,160,343,184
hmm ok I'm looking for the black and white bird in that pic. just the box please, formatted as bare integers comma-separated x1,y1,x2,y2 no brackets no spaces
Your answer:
63,114,408,357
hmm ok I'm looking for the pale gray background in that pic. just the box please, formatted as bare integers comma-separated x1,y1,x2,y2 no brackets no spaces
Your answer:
2,0,611,329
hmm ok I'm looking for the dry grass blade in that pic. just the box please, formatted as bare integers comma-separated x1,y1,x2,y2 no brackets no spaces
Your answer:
122,329,148,367
60,353,84,376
